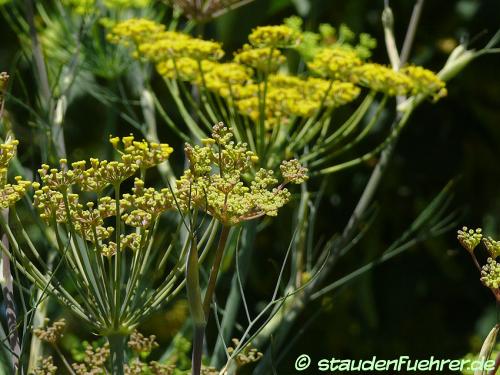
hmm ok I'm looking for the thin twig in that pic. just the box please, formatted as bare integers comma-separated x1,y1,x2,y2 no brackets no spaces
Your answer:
399,0,425,67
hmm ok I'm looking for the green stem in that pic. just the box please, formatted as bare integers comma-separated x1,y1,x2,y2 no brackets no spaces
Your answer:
108,334,126,375
186,235,205,375
211,222,256,367
114,183,122,328
202,225,231,318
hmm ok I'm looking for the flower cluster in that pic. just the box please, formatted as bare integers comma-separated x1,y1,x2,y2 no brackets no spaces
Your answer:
233,75,359,126
72,342,110,374
203,62,253,97
0,139,18,185
157,58,215,83
233,44,286,73
0,177,31,209
122,178,174,219
0,139,32,208
176,123,308,226
109,16,445,136
33,319,67,344
352,63,414,96
227,339,263,367
33,136,174,256
110,134,174,170
284,16,377,60
139,37,224,62
33,356,57,375
248,25,301,48
107,18,168,47
458,227,500,300
484,237,500,259
400,65,447,101
128,329,159,356
109,18,224,65
481,258,500,290
307,46,362,81
309,54,446,99
457,226,483,253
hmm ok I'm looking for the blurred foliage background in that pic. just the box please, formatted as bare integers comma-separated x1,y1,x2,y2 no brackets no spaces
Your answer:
1,0,499,372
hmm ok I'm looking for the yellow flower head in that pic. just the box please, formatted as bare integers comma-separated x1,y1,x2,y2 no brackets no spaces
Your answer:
0,139,19,186
234,44,286,73
248,25,301,48
121,178,174,218
139,37,223,62
0,177,31,209
33,187,78,223
38,160,86,191
306,78,360,108
156,58,215,83
400,65,447,101
122,209,153,228
120,232,147,252
107,18,166,47
351,63,413,96
110,134,173,170
233,74,360,126
481,257,500,290
176,123,308,225
0,139,18,169
308,46,362,80
204,62,253,97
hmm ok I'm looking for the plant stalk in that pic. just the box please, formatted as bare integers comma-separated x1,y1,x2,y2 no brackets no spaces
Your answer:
1,210,20,374
108,334,126,375
202,226,230,318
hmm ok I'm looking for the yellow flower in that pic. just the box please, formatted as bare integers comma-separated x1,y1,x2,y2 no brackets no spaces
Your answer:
308,46,362,80
233,74,360,126
0,177,31,209
204,62,253,97
400,65,447,101
156,58,215,83
234,44,286,73
248,25,301,48
351,63,413,96
120,232,147,252
0,138,19,186
306,78,360,108
33,187,78,223
139,37,223,62
176,123,307,225
121,178,174,218
122,209,153,228
38,159,86,191
110,134,173,170
0,139,18,169
107,18,166,47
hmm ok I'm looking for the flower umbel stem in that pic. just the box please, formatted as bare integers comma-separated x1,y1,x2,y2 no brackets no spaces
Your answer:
108,333,127,375
186,235,206,375
202,225,230,317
